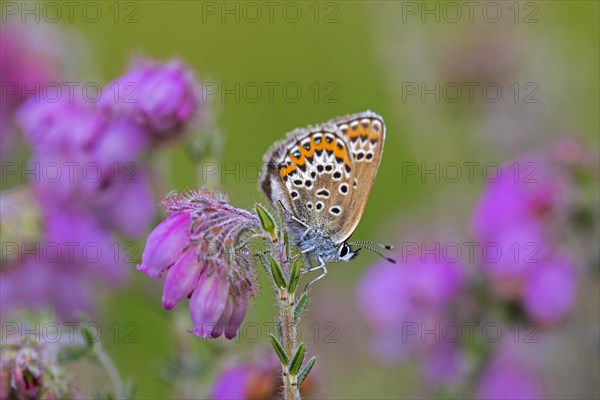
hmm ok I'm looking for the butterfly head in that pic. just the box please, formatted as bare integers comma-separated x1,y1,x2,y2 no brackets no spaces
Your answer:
338,242,359,262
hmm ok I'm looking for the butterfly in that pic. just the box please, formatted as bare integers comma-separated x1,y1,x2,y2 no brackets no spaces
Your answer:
260,110,394,288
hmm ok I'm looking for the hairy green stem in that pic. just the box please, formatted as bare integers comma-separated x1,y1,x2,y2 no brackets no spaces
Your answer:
258,205,311,400
278,288,300,400
273,237,303,400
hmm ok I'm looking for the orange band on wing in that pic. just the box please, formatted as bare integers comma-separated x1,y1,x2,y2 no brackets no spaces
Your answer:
280,164,297,178
313,135,326,152
279,132,353,179
301,138,316,159
369,131,381,142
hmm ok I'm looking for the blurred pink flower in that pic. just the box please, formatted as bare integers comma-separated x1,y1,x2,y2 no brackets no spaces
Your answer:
0,209,127,319
212,354,316,399
100,59,201,143
471,156,566,240
11,347,43,398
357,250,464,334
523,255,577,325
356,244,465,375
470,155,578,324
212,365,256,400
0,21,66,155
476,340,544,400
3,30,203,321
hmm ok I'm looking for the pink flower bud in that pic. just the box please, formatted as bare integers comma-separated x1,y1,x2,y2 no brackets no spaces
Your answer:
162,249,203,310
188,270,230,338
137,211,192,278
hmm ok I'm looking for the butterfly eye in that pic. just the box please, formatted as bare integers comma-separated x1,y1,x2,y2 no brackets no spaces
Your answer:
339,244,349,257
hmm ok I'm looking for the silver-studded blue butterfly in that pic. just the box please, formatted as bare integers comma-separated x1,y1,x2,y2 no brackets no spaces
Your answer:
260,110,394,288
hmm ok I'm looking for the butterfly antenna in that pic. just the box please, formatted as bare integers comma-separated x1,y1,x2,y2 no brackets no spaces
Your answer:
350,240,394,250
350,243,396,264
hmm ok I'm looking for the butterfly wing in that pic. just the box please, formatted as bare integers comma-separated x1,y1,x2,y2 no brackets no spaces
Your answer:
330,111,386,242
260,110,385,243
260,124,353,226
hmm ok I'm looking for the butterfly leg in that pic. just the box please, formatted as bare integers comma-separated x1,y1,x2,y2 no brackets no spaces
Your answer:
299,226,312,241
303,257,327,292
301,245,316,254
300,254,315,274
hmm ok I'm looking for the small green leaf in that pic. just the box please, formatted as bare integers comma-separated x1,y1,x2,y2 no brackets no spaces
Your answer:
297,356,316,386
284,230,290,260
294,292,308,323
289,343,305,376
256,204,277,242
269,334,289,366
82,326,96,348
287,257,302,293
270,258,287,289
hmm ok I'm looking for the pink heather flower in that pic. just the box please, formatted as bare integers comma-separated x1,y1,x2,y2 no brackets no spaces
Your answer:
479,220,549,299
212,354,316,399
1,208,127,319
100,167,155,238
138,211,193,278
2,336,77,399
475,341,544,400
356,245,465,363
100,59,201,143
1,260,93,321
471,156,567,240
189,269,231,338
17,96,155,237
470,155,579,320
523,255,577,325
17,98,105,153
225,297,249,340
162,249,204,309
43,209,127,282
422,341,466,388
91,116,149,167
357,251,464,328
0,21,67,155
476,363,543,400
138,189,261,339
11,347,43,398
212,365,257,400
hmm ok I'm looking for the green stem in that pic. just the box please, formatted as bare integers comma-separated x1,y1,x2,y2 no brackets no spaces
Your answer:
278,288,300,400
259,206,312,400
93,342,125,398
271,237,302,400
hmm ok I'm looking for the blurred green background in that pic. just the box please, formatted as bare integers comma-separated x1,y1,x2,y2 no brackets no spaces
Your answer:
58,1,599,398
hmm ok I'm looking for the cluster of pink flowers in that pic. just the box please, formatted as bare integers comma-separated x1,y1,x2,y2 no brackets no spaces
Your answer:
137,190,261,339
355,147,593,398
470,156,577,324
1,22,202,320
357,242,466,386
